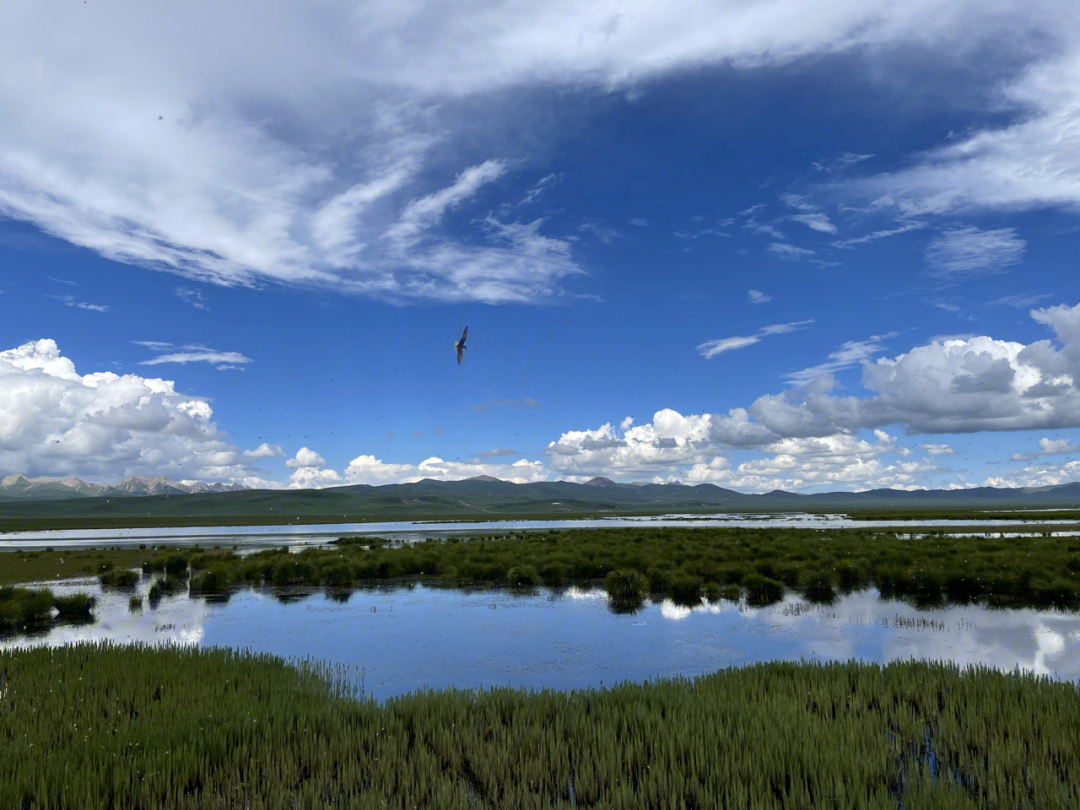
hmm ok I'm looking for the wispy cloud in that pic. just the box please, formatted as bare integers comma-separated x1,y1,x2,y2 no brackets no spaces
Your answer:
470,392,542,413
520,173,562,205
988,292,1052,309
174,287,209,310
831,221,927,248
926,226,1025,278
47,294,109,312
698,320,813,359
747,289,772,304
781,193,837,234
134,341,252,370
477,447,517,458
767,243,814,260
783,334,893,385
812,153,873,173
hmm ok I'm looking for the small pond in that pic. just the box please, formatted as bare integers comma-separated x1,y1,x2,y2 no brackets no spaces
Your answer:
5,579,1079,701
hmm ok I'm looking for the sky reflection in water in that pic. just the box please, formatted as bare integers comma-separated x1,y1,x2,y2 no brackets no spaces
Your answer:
5,580,1080,701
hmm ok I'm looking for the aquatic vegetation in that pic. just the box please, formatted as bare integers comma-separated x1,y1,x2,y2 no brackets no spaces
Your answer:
669,573,704,606
98,568,139,589
1,643,1078,808
604,569,646,600
4,527,1080,611
505,564,539,587
128,594,143,611
0,586,95,630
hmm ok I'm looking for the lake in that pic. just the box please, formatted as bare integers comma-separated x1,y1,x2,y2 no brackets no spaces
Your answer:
6,578,1079,701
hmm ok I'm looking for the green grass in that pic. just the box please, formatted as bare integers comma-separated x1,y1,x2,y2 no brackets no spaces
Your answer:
0,643,1077,808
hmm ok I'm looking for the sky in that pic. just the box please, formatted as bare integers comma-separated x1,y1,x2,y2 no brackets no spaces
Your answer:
0,0,1078,493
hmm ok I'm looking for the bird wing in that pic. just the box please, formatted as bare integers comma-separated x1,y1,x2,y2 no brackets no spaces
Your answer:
460,326,468,344
456,347,463,364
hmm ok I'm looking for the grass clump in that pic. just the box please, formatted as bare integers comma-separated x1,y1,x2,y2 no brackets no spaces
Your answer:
2,644,1079,809
98,568,139,589
505,564,539,587
0,586,95,630
744,573,784,606
604,569,646,600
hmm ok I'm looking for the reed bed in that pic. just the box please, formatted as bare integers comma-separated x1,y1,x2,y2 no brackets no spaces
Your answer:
4,527,1080,611
0,643,1077,808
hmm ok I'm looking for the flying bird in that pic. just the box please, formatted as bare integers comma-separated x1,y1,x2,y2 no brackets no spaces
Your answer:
455,326,468,365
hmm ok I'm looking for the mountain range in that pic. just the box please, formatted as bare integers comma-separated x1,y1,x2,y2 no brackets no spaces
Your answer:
0,474,1077,529
0,474,247,500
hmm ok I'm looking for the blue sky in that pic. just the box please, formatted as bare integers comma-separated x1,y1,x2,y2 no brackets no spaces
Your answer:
1,0,1078,492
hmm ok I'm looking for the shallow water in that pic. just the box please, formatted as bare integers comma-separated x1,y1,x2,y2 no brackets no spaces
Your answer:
5,580,1079,700
2,512,1077,552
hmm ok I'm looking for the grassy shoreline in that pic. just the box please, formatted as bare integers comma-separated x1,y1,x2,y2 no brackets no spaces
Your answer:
1,643,1077,809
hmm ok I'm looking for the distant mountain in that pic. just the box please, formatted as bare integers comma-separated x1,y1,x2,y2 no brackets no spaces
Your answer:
0,474,1077,529
0,474,247,500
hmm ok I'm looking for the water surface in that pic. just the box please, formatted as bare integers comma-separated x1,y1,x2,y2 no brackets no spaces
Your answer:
6,580,1078,700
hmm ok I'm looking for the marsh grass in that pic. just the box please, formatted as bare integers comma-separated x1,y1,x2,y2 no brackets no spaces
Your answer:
1,643,1078,809
0,586,95,630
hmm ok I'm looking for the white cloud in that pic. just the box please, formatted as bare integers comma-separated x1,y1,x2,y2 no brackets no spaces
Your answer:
138,350,253,367
812,152,873,173
854,44,1080,217
981,460,1080,489
781,194,837,234
1009,436,1080,462
2,1,1071,302
49,294,110,312
747,289,772,304
0,338,259,482
767,243,814,260
335,455,549,487
989,292,1052,309
174,287,209,310
920,443,955,455
697,320,812,359
244,443,285,459
831,220,927,248
286,447,327,468
783,335,892,385
925,226,1025,278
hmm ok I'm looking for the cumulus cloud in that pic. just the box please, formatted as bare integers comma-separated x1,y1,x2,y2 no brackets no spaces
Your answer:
286,447,327,468
920,443,955,455
337,455,549,486
1009,436,1080,462
243,443,285,459
0,338,260,482
925,226,1025,278
697,320,813,359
